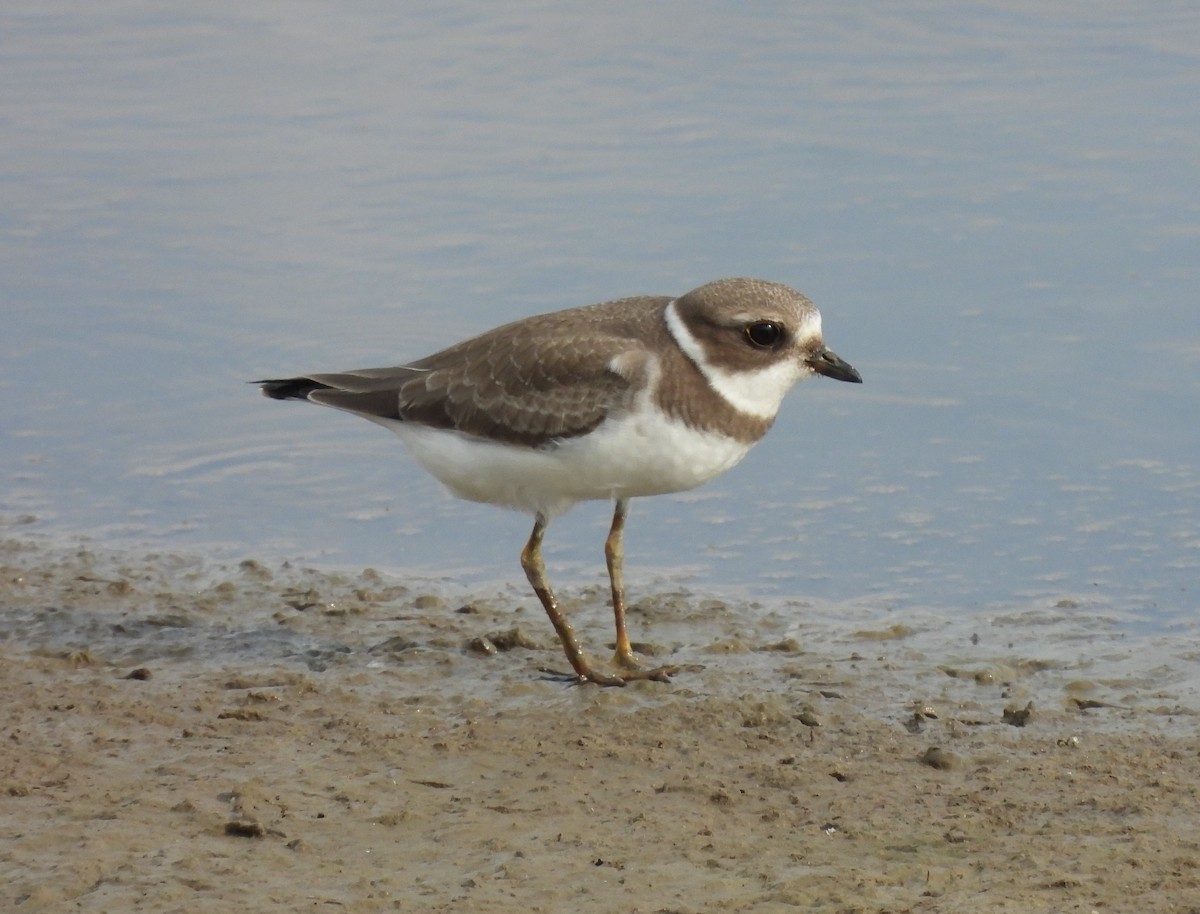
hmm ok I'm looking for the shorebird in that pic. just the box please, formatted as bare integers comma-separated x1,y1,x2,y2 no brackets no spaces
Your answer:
259,278,861,685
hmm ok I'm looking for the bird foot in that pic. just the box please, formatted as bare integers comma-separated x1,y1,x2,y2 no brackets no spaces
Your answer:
537,663,683,687
612,647,656,672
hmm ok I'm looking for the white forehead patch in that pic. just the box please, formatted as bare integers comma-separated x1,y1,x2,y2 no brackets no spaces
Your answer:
665,299,811,420
798,309,823,342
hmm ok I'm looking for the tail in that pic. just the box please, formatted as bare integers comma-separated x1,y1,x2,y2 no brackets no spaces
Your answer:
256,377,333,401
257,371,408,421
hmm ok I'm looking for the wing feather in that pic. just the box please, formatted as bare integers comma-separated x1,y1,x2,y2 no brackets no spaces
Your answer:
269,296,668,449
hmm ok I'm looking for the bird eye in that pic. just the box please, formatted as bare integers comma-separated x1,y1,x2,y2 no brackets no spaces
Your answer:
744,321,782,348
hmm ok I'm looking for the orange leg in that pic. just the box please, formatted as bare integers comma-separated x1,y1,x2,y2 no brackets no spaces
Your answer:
605,499,641,669
520,509,678,686
603,500,679,682
521,514,624,686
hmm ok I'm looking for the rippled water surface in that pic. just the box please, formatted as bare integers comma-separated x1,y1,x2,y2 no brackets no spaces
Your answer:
4,1,1199,638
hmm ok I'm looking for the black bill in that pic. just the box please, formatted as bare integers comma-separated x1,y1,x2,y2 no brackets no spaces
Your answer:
808,347,862,383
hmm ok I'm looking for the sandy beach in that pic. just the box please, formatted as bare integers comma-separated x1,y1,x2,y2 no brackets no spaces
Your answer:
2,536,1198,913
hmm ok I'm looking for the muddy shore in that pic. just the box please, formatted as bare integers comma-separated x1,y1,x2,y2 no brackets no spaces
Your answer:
2,538,1198,912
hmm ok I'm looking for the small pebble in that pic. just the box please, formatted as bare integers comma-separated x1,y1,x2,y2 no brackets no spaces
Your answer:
1002,701,1035,727
921,747,962,770
468,636,498,656
486,627,541,651
224,820,265,838
412,593,446,610
796,709,822,728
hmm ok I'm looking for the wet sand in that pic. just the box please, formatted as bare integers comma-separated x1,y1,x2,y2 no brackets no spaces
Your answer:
2,537,1198,912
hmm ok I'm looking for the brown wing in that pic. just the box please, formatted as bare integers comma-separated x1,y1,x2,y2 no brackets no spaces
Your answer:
266,296,669,449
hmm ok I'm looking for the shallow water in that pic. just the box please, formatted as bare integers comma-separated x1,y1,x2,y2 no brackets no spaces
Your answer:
3,536,1198,726
3,2,1199,639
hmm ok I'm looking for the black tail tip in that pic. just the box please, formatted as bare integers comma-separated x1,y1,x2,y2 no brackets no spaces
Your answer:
256,377,328,400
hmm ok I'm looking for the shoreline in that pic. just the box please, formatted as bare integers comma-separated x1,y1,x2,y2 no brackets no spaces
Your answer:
2,536,1198,911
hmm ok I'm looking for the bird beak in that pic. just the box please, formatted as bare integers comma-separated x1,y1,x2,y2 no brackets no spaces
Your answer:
807,347,862,383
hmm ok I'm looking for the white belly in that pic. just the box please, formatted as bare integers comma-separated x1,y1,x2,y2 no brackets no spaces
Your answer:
382,409,754,519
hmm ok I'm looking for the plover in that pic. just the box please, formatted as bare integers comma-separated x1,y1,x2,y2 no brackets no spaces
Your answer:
259,277,861,685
